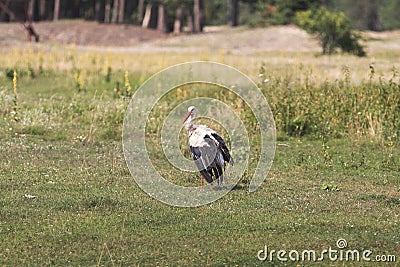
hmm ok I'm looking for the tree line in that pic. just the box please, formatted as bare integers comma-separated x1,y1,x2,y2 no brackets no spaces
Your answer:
0,0,399,33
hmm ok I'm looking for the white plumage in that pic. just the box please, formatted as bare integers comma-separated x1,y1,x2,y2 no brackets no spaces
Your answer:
183,106,234,189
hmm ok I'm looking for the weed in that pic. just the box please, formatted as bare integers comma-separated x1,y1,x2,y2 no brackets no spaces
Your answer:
321,183,340,191
21,125,46,135
123,70,132,97
74,69,86,92
11,70,19,121
369,63,375,81
103,57,112,83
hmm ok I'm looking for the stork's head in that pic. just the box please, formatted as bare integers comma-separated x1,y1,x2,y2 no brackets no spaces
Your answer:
183,106,196,124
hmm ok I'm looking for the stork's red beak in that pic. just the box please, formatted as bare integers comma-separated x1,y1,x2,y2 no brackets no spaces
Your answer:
183,111,191,123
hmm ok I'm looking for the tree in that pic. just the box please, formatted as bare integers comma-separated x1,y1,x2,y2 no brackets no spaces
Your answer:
157,3,166,32
25,0,40,41
104,0,111,23
0,0,16,21
111,0,119,23
137,0,144,24
331,0,381,31
0,0,39,41
296,7,366,56
380,0,400,30
118,0,124,24
38,0,46,20
193,0,202,32
173,6,183,34
27,0,36,21
228,0,238,26
272,0,320,24
53,0,60,21
95,0,105,22
142,3,157,29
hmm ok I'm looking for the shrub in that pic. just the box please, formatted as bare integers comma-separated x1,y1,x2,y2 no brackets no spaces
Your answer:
295,7,366,56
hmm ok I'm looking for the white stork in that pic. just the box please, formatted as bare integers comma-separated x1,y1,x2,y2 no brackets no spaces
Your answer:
183,106,234,190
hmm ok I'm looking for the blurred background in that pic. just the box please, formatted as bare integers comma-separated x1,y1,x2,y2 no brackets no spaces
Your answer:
1,0,399,33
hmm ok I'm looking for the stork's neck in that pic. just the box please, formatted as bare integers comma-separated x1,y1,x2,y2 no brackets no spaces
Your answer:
184,115,196,134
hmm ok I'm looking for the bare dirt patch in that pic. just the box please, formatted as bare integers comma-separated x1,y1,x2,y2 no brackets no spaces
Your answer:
0,20,320,53
1,20,398,55
0,20,166,48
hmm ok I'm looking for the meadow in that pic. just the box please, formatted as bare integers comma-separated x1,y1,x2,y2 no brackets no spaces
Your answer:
0,25,400,266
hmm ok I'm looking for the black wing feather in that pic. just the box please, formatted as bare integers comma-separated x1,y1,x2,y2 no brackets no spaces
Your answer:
211,133,234,165
190,146,201,160
189,133,233,185
190,146,213,183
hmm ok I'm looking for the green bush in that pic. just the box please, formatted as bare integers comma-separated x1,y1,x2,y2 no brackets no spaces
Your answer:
295,7,366,56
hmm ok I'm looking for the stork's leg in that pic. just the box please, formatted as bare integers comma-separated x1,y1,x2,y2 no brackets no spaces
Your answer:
200,175,213,191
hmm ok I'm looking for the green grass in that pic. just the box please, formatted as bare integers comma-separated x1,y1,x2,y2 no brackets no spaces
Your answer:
0,41,399,265
1,137,399,265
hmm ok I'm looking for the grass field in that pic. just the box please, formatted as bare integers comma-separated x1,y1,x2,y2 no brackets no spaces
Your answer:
0,24,400,266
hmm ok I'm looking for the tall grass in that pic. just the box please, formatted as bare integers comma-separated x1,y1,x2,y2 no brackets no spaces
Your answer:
1,48,399,146
260,65,400,143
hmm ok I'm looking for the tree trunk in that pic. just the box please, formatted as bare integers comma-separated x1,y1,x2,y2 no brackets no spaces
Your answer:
157,4,166,33
28,0,34,21
95,0,105,22
0,0,16,21
53,0,60,21
173,7,183,34
71,0,80,18
142,4,157,29
0,7,5,21
228,0,238,26
0,0,10,21
38,0,46,20
187,14,194,33
111,0,119,23
118,0,124,24
125,0,134,20
137,0,144,24
104,0,111,23
365,2,381,31
193,0,202,33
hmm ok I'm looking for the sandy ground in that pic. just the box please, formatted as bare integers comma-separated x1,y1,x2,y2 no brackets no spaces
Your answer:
0,20,165,47
0,20,399,54
0,20,320,52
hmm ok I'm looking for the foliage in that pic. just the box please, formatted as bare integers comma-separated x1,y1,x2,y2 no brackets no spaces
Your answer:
269,0,320,25
329,0,380,31
1,0,400,31
295,7,366,56
242,0,320,27
330,0,400,31
203,0,228,25
379,0,400,30
11,70,19,121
